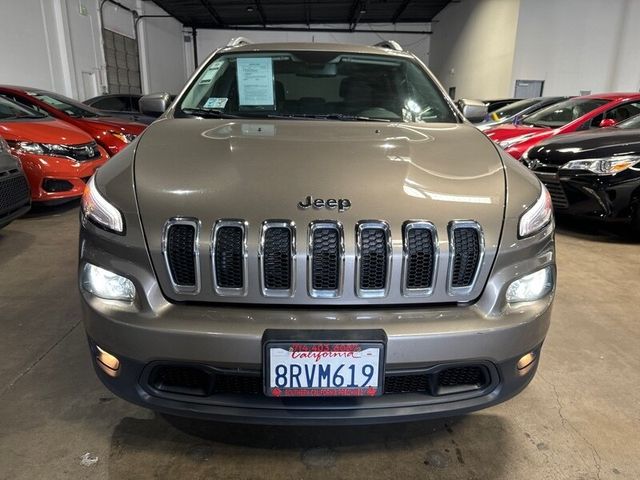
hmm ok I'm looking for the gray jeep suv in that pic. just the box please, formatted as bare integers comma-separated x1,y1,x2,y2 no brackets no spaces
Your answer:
79,40,555,424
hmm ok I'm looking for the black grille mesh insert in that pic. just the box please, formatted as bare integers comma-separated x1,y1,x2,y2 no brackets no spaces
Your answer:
167,224,196,286
451,228,480,288
359,228,388,290
0,174,30,217
384,374,429,394
405,228,434,289
541,179,569,209
214,226,244,289
263,227,292,290
438,366,486,388
311,227,340,290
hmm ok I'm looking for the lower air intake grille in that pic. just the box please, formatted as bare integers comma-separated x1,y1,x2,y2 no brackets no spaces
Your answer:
540,178,569,209
165,222,197,289
405,226,435,289
0,174,30,216
437,366,486,389
214,225,244,289
311,226,340,292
450,226,481,288
263,227,292,290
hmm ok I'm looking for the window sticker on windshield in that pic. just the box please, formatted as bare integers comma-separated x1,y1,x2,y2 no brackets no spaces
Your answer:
198,60,224,85
203,97,228,109
236,57,274,107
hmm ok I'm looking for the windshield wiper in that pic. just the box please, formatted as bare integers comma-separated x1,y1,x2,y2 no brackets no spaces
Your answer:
181,108,241,119
267,113,390,122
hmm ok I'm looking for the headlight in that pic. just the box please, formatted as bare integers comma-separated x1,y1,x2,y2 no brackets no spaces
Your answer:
506,266,553,303
11,141,45,155
111,132,137,144
81,263,135,301
81,175,124,233
519,184,552,238
560,155,639,175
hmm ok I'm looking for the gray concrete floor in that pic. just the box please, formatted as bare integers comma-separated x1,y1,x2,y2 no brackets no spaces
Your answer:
0,203,638,480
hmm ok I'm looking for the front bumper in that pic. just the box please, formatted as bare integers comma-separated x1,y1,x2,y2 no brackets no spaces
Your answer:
81,289,552,424
16,149,108,202
536,170,640,221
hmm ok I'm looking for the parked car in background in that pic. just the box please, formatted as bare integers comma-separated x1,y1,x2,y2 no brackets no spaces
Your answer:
0,86,146,155
484,93,640,159
523,113,640,234
0,96,108,203
476,96,569,130
483,98,522,113
84,94,158,125
0,136,30,228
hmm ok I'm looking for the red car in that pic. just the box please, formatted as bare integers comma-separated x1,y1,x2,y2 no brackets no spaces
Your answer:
484,93,640,159
0,96,109,203
0,86,146,156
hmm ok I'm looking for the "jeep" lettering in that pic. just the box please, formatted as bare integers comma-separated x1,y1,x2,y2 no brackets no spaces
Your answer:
298,195,351,212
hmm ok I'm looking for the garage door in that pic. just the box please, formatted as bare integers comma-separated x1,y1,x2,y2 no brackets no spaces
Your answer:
103,29,141,94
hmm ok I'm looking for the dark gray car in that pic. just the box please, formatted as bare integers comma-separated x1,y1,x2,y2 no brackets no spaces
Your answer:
0,136,30,228
83,94,158,125
78,41,556,424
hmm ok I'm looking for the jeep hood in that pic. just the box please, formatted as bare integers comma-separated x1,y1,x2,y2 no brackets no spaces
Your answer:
133,119,506,303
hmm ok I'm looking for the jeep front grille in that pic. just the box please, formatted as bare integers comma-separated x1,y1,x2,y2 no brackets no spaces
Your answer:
162,218,200,294
449,221,483,292
161,218,485,301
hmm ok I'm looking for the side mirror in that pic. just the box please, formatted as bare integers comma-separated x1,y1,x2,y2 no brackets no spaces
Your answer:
457,99,489,123
139,92,171,117
598,118,617,128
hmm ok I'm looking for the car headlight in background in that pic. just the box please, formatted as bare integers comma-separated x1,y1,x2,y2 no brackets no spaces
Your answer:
560,155,639,175
506,266,554,303
111,132,137,144
81,263,135,301
9,141,45,155
519,184,552,238
81,175,124,233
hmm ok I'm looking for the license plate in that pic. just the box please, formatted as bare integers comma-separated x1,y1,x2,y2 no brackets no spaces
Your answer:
265,342,384,397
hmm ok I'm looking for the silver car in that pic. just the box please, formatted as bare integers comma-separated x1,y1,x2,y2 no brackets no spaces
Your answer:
78,40,555,424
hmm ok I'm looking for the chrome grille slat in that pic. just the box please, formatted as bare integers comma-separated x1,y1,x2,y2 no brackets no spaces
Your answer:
308,221,344,298
259,220,296,297
211,219,247,296
355,221,391,298
402,221,438,297
162,218,200,295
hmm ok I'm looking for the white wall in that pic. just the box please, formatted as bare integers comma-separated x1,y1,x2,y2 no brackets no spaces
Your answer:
193,23,431,74
511,0,640,96
0,0,188,100
428,0,521,99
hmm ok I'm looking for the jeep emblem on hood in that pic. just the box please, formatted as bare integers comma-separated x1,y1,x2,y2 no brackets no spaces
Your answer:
298,195,351,212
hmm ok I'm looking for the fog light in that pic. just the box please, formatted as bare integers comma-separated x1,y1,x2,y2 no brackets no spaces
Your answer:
96,345,120,377
506,266,553,303
517,352,537,371
81,263,135,301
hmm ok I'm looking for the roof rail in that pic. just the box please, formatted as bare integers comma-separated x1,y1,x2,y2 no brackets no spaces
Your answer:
374,40,403,51
227,37,253,48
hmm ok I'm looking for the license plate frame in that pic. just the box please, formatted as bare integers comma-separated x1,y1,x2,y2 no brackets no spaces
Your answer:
262,330,386,398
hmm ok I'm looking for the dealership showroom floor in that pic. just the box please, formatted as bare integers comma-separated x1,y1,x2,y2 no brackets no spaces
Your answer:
0,205,637,479
2,0,640,479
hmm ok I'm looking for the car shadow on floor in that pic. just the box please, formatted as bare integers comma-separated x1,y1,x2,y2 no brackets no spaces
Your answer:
107,412,511,479
23,199,80,218
554,214,639,244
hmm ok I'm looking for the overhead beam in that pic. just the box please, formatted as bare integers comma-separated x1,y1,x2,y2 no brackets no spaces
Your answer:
254,0,267,26
348,0,367,31
198,0,224,26
392,0,411,23
192,25,431,34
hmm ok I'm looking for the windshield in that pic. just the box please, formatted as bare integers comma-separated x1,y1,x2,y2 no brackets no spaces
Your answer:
491,98,541,120
29,91,101,118
522,98,608,128
178,51,457,123
617,113,640,129
0,95,47,120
